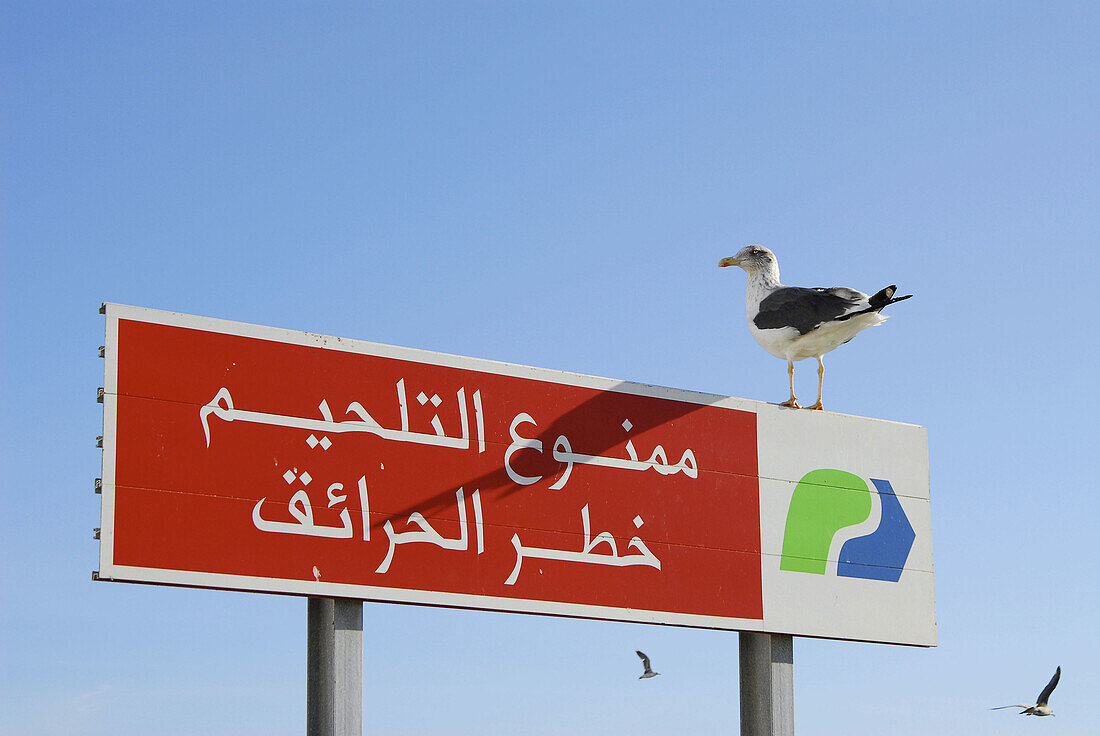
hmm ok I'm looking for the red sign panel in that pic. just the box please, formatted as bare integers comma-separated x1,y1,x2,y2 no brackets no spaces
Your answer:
100,306,762,627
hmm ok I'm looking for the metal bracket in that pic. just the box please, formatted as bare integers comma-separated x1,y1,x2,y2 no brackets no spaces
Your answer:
93,528,100,540
98,345,105,358
94,478,102,494
91,571,100,580
96,436,103,448
97,387,104,403
99,303,106,314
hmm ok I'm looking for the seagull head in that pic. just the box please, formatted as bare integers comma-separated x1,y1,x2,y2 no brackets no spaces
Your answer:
719,245,778,275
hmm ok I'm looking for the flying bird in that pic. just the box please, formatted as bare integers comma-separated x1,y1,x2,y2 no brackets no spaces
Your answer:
636,650,659,679
719,245,911,410
991,666,1061,716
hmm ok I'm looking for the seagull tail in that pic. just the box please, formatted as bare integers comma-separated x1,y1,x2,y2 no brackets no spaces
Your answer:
837,286,913,322
868,285,913,310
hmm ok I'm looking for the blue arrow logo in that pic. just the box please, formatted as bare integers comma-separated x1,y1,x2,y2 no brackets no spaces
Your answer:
837,479,915,582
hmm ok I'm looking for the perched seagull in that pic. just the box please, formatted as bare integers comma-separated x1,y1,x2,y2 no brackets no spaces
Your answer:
992,666,1061,716
719,245,911,410
636,650,659,679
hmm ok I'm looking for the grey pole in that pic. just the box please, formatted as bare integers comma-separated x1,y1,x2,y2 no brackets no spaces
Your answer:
307,598,363,736
739,632,794,736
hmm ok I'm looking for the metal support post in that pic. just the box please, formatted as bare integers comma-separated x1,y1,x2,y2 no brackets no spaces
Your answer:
739,632,794,736
307,598,363,736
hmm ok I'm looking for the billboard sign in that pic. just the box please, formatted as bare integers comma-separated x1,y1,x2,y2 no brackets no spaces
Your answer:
98,304,934,646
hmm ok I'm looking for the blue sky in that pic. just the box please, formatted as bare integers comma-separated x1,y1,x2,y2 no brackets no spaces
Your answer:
3,2,1098,734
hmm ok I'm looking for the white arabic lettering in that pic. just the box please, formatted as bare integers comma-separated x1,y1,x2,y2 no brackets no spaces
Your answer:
504,413,543,486
504,412,698,491
200,383,483,452
253,488,354,539
375,488,484,574
505,505,661,585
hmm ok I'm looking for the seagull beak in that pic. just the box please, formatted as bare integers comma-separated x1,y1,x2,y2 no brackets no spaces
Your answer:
718,256,741,268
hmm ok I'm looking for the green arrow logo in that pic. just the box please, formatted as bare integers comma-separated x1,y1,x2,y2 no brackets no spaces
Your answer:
779,469,872,574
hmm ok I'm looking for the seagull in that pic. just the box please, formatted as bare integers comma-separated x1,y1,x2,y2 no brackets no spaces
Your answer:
719,245,911,410
992,666,1061,716
636,650,659,679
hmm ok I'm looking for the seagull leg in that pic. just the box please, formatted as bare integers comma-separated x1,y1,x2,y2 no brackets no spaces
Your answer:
806,357,825,411
779,360,801,408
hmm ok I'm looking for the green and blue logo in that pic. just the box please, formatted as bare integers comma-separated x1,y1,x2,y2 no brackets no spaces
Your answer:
780,469,914,582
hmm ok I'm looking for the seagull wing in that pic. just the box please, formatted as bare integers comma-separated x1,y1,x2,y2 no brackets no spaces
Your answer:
1036,666,1061,706
990,705,1031,710
753,287,865,335
636,650,651,669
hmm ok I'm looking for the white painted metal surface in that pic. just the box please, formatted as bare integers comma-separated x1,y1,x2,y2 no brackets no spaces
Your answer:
757,409,934,645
